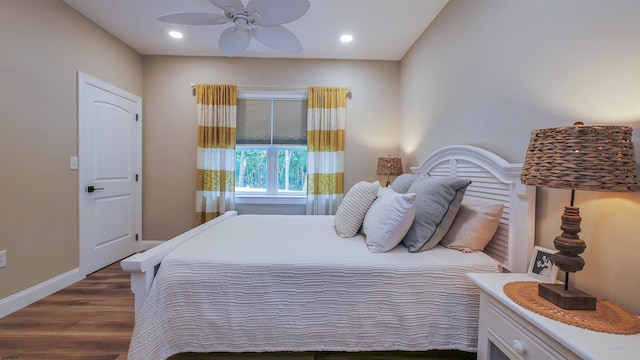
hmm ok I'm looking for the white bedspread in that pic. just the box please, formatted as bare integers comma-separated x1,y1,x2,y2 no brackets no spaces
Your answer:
128,215,499,359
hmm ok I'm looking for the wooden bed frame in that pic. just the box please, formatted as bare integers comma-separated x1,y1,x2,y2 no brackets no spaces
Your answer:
121,145,536,316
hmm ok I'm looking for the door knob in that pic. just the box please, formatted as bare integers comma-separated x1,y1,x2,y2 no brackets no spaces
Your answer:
87,185,104,193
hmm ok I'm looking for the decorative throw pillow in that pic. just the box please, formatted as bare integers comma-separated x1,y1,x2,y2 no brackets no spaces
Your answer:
390,173,418,194
401,177,472,252
362,187,416,253
334,181,380,238
440,200,504,253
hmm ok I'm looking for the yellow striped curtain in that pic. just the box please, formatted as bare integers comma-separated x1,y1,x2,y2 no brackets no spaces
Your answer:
306,86,347,215
195,84,237,225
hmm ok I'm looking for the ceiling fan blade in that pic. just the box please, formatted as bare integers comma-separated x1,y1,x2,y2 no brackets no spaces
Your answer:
252,25,303,53
157,12,230,25
246,0,311,26
219,26,252,57
208,0,245,14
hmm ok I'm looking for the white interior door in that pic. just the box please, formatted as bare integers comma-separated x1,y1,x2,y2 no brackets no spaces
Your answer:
78,73,141,275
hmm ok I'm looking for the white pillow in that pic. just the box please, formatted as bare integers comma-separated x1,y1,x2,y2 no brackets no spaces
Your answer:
440,200,504,253
362,187,416,253
334,181,380,238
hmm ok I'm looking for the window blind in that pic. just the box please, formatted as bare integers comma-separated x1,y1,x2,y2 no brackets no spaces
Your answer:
236,98,307,145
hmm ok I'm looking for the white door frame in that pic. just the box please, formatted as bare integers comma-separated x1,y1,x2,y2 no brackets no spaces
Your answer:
77,72,142,276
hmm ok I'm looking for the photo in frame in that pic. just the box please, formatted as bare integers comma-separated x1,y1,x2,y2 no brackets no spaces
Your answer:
527,246,559,282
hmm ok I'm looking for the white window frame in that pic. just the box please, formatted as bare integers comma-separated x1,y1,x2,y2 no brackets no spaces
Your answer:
235,90,308,204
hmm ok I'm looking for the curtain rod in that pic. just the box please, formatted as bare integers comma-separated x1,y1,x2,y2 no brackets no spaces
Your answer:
189,82,351,93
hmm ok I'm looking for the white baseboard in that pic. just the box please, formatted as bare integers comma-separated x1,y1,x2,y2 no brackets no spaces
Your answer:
0,268,83,318
140,240,163,251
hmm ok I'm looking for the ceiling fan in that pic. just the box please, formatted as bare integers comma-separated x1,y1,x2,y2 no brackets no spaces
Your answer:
158,0,311,57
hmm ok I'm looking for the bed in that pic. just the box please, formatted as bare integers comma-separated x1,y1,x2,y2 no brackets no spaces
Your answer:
121,145,536,360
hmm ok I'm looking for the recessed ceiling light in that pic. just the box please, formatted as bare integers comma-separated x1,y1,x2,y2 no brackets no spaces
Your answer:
169,31,183,39
340,34,353,43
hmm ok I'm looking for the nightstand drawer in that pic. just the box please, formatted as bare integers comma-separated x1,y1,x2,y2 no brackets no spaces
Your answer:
487,298,575,359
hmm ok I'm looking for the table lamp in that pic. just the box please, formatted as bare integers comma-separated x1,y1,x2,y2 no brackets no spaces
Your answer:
521,122,638,310
376,156,403,187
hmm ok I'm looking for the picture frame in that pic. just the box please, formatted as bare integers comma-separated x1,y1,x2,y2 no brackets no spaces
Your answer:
527,246,559,282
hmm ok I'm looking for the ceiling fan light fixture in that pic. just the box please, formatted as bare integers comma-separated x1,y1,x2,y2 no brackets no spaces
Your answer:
234,16,250,31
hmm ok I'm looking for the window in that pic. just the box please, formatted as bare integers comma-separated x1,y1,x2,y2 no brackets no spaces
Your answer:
235,92,307,197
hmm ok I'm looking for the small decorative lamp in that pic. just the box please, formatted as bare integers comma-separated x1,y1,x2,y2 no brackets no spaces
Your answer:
376,156,403,187
521,122,638,310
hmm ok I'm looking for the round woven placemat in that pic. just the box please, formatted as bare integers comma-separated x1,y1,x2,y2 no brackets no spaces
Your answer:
503,281,640,334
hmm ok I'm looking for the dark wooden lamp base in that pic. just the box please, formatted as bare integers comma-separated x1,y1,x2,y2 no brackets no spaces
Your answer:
538,283,596,310
542,204,596,311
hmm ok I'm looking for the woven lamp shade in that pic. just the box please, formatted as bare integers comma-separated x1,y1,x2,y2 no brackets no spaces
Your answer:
376,156,403,176
521,124,639,192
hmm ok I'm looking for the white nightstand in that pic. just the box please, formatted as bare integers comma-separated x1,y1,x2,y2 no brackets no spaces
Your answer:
467,273,640,360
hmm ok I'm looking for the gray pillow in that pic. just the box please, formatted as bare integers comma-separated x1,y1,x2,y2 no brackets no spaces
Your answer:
390,173,418,193
401,177,472,252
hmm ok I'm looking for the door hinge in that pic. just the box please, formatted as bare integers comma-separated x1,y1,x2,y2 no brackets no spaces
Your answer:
135,234,139,241
136,174,139,182
135,114,139,121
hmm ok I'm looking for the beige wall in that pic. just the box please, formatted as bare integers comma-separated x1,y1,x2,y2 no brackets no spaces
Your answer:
401,0,640,313
0,0,143,298
142,56,401,239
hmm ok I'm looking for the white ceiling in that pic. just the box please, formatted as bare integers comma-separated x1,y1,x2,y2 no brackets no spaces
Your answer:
61,0,449,61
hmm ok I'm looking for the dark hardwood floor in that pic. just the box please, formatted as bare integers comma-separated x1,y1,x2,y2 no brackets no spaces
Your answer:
0,263,474,360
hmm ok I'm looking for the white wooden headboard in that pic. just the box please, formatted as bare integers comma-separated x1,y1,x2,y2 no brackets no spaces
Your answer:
411,145,536,273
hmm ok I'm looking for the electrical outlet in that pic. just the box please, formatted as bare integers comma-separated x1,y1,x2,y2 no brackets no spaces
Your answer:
0,250,6,268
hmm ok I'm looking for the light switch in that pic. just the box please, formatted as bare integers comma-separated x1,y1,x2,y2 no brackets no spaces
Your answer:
70,156,78,170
